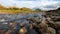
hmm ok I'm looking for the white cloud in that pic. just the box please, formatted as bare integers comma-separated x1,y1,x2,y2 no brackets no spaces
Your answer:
16,0,40,1
0,0,60,10
16,1,41,8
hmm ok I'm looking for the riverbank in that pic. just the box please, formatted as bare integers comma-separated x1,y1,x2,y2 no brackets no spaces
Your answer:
0,10,39,14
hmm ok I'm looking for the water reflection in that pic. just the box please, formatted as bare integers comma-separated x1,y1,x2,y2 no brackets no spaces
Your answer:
0,13,43,31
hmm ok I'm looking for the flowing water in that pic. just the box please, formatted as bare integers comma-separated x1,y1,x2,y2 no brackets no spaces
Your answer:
0,13,43,30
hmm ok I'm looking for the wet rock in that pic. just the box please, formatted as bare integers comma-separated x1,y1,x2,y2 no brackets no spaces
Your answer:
47,27,56,34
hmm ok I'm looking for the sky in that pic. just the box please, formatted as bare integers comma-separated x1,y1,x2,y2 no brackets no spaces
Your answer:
0,0,60,10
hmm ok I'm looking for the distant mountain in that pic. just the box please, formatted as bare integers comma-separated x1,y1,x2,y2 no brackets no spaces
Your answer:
57,7,60,10
19,7,33,11
7,6,20,10
46,7,60,12
0,4,60,11
0,5,6,10
0,5,33,11
0,5,35,14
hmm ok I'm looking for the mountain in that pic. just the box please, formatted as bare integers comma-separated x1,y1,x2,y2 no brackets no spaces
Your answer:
0,5,6,10
57,7,60,10
0,5,35,14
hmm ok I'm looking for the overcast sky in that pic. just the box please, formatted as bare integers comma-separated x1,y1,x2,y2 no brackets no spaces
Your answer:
0,0,60,10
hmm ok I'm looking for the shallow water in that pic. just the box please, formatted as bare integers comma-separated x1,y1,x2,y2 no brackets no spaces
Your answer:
0,13,43,30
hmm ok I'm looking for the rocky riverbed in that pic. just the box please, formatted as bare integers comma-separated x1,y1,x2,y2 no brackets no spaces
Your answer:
0,11,60,34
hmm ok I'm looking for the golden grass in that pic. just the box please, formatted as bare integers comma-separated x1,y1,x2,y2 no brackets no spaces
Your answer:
0,10,37,14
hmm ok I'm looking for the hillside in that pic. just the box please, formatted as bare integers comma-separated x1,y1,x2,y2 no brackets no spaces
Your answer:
0,5,7,10
0,5,40,14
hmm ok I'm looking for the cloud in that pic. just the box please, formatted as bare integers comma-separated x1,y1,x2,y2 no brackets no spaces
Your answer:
16,1,41,8
16,0,40,1
44,5,57,8
0,0,16,6
0,0,60,10
41,2,60,10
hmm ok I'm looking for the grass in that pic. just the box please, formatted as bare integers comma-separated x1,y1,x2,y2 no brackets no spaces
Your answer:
0,10,38,14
